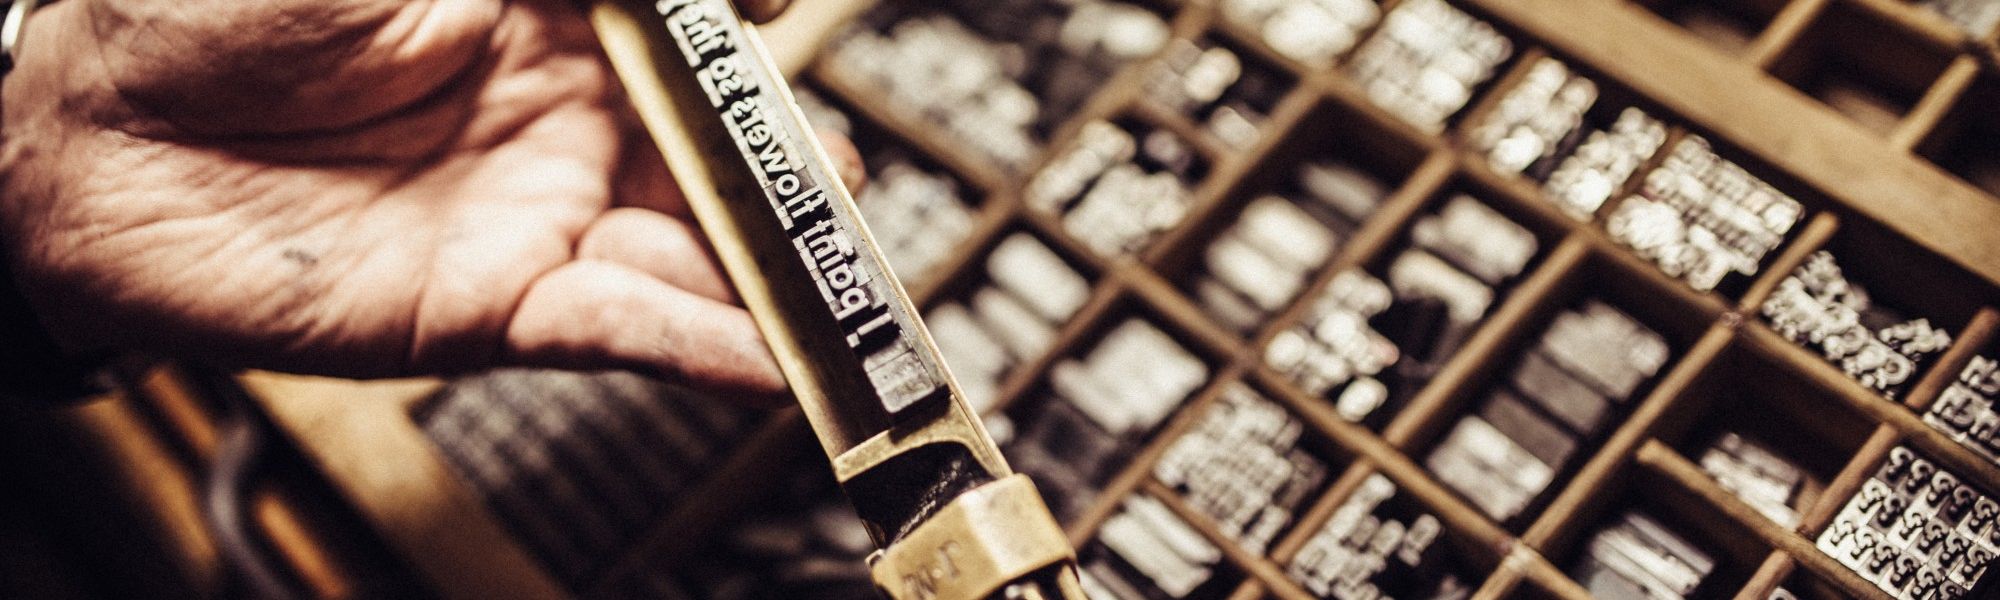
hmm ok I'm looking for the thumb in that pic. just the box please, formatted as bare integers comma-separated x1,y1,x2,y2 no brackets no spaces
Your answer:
79,0,503,136
502,260,792,406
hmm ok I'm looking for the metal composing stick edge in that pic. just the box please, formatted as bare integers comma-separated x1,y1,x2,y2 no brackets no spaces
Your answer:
585,1,1083,598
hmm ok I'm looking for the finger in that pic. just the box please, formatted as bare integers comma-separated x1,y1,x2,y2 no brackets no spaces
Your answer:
505,260,788,404
577,207,737,304
735,0,792,24
611,113,694,217
816,127,868,196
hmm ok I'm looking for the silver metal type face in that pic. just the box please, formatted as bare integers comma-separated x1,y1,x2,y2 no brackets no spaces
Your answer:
1155,385,1327,555
1824,444,1995,598
1761,251,1953,400
1927,353,2000,465
1609,136,1804,292
1287,474,1471,599
1344,0,1513,133
1095,495,1223,597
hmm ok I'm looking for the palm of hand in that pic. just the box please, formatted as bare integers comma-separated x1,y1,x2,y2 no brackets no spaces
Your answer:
1,0,786,395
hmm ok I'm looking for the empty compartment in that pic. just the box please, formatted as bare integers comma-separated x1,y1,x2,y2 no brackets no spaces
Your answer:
1152,383,1350,556
1920,71,2000,199
1143,36,1300,150
1549,466,1768,599
1159,99,1426,335
1281,471,1493,599
1463,54,1673,221
1026,115,1216,261
1414,250,1709,531
923,228,1102,413
1627,0,1787,55
1079,493,1249,600
1649,342,1878,529
999,300,1227,522
1755,217,1990,400
1765,2,1958,135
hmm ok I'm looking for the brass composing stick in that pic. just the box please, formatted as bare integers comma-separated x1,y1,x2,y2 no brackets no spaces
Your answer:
585,1,1084,598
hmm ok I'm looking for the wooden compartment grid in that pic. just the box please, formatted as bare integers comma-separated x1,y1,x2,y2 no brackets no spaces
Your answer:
751,0,2000,596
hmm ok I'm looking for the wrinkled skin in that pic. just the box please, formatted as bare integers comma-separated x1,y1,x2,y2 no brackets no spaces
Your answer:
0,0,852,402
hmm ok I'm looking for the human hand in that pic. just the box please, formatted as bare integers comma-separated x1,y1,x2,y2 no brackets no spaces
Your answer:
0,0,850,399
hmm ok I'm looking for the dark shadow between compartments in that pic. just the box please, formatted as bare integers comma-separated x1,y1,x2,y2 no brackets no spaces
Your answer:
1627,0,1788,56
1765,2,1958,135
1919,71,2000,199
1776,561,1858,600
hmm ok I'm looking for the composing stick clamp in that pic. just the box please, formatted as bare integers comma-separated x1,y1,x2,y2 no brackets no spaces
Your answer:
584,1,1085,598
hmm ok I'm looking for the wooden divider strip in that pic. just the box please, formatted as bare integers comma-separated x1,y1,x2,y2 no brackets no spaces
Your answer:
1846,0,1976,50
1469,558,1524,600
1459,156,1737,319
1451,46,1555,148
979,272,1125,418
1225,582,1266,600
1115,264,1254,361
1735,550,1798,600
1465,0,2000,288
807,67,1014,195
905,193,1018,306
1140,480,1320,600
1892,57,1982,152
1509,543,1594,600
1747,0,1828,69
1252,365,1516,555
1799,425,1901,535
